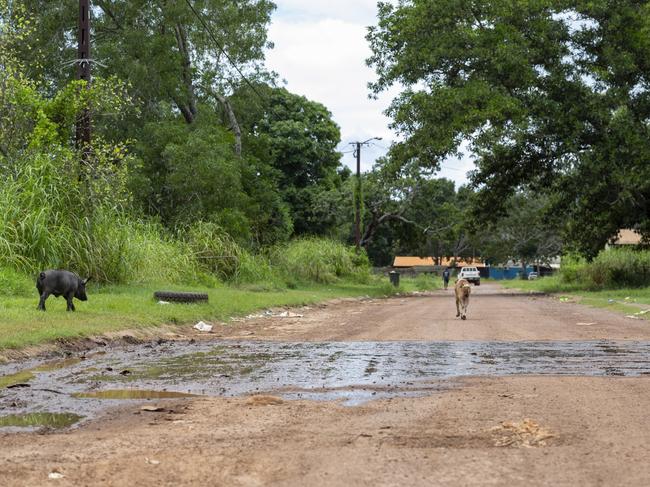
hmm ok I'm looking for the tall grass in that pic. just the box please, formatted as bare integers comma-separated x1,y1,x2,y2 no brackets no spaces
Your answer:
184,221,280,285
0,151,199,284
0,151,374,291
559,248,650,290
270,238,371,285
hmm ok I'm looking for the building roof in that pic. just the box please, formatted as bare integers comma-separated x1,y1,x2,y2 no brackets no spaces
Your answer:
612,229,642,245
392,256,485,268
393,256,435,267
439,257,484,267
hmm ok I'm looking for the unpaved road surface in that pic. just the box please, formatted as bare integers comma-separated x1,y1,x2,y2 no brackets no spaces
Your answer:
2,283,650,486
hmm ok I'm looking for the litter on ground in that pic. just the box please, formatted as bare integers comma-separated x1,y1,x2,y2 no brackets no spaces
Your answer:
193,321,213,332
240,310,304,320
491,418,555,447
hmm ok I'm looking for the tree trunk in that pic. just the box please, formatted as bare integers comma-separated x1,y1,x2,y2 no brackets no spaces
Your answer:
173,24,197,124
213,92,242,157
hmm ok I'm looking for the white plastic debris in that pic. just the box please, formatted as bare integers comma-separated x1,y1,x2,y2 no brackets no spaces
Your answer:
48,472,65,480
145,457,161,465
193,321,213,332
243,310,303,319
278,311,303,318
157,300,170,305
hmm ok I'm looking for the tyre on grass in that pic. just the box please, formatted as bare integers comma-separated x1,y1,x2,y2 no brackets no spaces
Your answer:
153,291,209,303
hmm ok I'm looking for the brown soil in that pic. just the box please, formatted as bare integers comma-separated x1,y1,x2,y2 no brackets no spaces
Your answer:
2,283,650,486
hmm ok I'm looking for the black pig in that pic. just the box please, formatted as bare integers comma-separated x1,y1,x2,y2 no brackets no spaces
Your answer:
36,270,91,311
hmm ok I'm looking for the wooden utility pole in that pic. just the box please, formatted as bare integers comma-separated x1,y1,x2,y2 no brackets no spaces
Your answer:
76,0,91,159
354,142,362,251
351,137,382,251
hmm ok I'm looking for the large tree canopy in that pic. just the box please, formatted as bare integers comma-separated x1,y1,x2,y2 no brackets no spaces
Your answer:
368,0,650,257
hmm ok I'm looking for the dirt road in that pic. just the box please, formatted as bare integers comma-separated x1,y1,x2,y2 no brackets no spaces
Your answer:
216,283,650,342
2,283,650,486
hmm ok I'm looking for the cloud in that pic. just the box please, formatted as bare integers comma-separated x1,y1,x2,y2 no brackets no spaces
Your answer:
273,0,379,23
266,1,473,187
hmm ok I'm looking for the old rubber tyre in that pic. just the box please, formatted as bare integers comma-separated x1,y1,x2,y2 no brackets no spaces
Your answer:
153,291,209,303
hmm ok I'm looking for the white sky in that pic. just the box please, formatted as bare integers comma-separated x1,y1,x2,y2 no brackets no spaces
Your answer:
265,0,474,187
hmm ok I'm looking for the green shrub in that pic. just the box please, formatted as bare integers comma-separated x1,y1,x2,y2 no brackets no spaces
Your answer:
412,273,440,291
270,238,371,284
587,248,650,289
559,249,650,290
559,252,589,285
184,221,280,285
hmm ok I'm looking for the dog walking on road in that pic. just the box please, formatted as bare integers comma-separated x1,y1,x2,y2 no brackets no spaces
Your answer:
455,278,471,320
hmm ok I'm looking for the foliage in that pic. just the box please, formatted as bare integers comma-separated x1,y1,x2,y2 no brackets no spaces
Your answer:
368,0,650,256
479,192,563,272
360,167,479,266
184,221,280,285
270,238,371,285
586,249,650,289
556,249,650,290
232,85,346,236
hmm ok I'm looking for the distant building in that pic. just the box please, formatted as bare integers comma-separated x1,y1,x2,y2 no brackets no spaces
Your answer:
392,256,435,268
609,229,643,247
392,256,485,269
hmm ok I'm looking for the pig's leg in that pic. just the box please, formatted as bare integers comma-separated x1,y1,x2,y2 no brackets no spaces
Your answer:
66,293,76,311
38,292,49,311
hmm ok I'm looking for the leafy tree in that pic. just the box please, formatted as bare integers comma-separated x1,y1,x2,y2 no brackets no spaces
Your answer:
358,165,477,265
231,85,345,236
480,193,563,275
368,0,650,257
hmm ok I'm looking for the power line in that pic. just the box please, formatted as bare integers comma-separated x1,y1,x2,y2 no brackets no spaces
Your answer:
183,0,266,101
439,164,465,172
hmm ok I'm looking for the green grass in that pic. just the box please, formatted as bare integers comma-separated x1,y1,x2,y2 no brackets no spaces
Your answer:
499,276,650,318
0,276,435,352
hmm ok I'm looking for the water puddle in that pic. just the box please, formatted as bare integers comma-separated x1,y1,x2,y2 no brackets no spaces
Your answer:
1,340,650,429
74,389,199,400
0,358,82,389
0,370,35,389
0,412,83,430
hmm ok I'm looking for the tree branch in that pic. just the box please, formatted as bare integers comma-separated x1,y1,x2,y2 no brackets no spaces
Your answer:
96,1,122,30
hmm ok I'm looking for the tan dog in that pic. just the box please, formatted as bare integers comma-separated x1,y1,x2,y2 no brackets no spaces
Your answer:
455,278,471,320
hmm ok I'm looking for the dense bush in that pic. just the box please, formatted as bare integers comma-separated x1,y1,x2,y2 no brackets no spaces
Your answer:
560,248,650,289
558,252,589,285
184,221,280,285
586,248,650,289
270,238,370,285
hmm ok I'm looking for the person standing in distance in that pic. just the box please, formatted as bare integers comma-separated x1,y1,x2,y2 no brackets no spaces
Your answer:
442,267,451,290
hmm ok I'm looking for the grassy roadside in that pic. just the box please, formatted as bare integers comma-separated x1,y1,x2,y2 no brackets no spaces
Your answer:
499,276,650,318
0,275,441,352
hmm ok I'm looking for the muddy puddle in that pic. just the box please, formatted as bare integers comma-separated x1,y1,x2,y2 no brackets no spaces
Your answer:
1,340,650,430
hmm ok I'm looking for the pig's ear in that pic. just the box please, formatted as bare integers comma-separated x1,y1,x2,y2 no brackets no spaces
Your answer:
83,277,92,284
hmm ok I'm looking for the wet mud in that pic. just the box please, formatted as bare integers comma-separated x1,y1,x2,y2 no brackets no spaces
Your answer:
1,339,650,429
